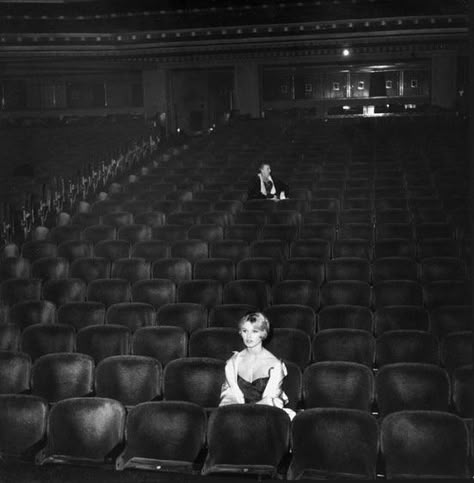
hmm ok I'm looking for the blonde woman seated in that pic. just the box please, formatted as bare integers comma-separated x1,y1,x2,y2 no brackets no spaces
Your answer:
219,312,295,420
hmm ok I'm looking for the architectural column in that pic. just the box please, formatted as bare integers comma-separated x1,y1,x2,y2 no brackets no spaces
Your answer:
234,63,260,118
431,52,457,109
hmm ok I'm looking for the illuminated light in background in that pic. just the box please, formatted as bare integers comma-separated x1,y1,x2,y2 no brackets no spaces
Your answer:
342,48,350,56
343,105,350,110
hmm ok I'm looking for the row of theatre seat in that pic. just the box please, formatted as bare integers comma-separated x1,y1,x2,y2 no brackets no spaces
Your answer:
0,394,472,479
0,348,471,416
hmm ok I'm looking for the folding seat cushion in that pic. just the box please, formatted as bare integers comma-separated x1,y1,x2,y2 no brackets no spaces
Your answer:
177,279,222,309
375,223,414,241
372,256,418,282
36,397,125,466
163,357,225,409
130,241,170,262
82,225,116,245
151,258,191,284
170,240,208,264
373,280,423,308
318,305,373,332
325,257,370,283
106,302,156,331
290,239,331,260
380,410,471,479
375,363,450,417
224,223,261,244
0,278,42,306
272,280,320,310
57,302,106,331
299,223,336,241
282,258,325,286
95,355,162,407
423,281,470,309
236,257,280,285
264,328,311,370
21,324,75,361
374,305,430,335
320,280,371,308
31,353,94,403
57,240,93,261
302,361,374,411
210,240,250,263
44,278,87,308
102,212,134,228
194,258,235,284
152,225,188,243
199,211,233,226
234,210,266,225
0,351,31,394
189,327,243,360
87,278,131,307
132,326,188,367
93,240,130,261
440,331,472,374
452,365,473,418
287,408,378,480
21,241,57,262
420,257,468,282
374,238,416,258
223,280,270,310
429,305,471,338
416,238,461,259
201,404,290,478
76,325,131,364
0,394,48,461
9,300,56,330
115,400,206,472
0,324,21,351
332,239,373,259
312,329,375,367
376,331,439,367
263,304,316,336
110,258,151,284
208,304,256,328
338,223,374,242
0,257,31,281
69,257,110,284
250,239,289,261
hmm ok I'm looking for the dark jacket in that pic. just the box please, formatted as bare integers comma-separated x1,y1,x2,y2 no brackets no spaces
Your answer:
247,175,289,200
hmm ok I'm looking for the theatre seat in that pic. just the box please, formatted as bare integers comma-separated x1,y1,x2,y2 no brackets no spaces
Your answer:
94,355,162,408
318,305,373,332
116,401,206,473
189,327,243,360
1,278,42,306
263,304,316,336
380,410,470,479
132,326,188,367
56,301,106,331
0,257,31,281
105,302,156,331
374,305,430,335
208,304,256,328
31,353,94,403
202,404,290,478
287,408,378,480
21,324,75,361
36,397,126,467
9,300,56,330
0,351,31,394
163,357,225,410
70,257,110,283
0,394,48,461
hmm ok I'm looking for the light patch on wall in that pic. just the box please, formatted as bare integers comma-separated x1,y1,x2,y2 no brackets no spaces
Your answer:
333,82,340,91
280,85,288,94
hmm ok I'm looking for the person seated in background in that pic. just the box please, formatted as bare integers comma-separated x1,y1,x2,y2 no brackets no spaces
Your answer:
247,162,289,201
219,312,295,419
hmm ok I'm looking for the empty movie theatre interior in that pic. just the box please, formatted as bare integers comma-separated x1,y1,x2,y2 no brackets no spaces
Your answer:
0,0,472,481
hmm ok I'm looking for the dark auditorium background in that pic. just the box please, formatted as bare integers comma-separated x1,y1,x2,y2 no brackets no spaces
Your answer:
0,0,472,482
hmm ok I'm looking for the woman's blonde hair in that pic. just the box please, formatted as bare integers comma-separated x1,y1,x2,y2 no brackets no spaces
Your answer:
238,312,270,340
